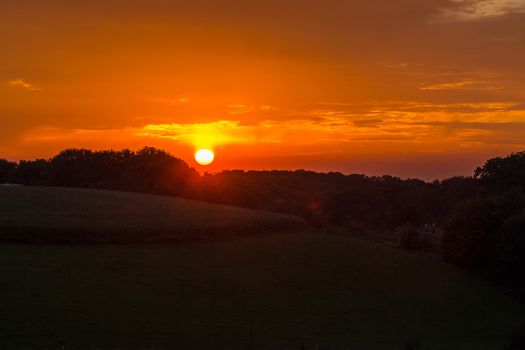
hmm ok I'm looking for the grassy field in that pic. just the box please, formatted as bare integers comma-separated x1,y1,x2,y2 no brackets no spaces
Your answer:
0,233,523,350
0,186,309,243
0,186,523,349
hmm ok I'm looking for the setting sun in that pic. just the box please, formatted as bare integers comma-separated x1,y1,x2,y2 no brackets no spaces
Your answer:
195,149,215,166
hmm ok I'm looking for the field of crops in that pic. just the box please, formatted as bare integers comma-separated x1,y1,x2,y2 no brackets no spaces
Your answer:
0,186,309,243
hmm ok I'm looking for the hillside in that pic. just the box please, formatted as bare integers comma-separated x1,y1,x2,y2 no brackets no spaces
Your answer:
0,233,523,349
0,186,523,349
0,186,309,243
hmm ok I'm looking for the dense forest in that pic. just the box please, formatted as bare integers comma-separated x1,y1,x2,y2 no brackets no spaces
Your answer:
1,147,524,298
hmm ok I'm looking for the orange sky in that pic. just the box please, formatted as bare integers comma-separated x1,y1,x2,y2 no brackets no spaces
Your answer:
1,0,525,180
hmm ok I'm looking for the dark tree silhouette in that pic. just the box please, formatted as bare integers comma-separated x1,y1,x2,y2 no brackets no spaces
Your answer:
0,159,16,183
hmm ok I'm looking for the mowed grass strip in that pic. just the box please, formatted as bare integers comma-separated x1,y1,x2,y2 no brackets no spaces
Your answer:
0,233,523,349
0,186,310,243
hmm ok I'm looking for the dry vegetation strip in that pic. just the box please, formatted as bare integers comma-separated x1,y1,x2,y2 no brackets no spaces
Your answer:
0,186,310,243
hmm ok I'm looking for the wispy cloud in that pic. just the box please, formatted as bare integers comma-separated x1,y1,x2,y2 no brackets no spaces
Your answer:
150,96,191,105
353,119,384,128
438,0,525,21
135,101,525,149
228,104,275,116
18,101,525,161
420,80,502,91
136,120,263,148
8,79,42,91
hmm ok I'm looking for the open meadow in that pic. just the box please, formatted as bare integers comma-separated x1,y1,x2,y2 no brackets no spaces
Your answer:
0,187,523,349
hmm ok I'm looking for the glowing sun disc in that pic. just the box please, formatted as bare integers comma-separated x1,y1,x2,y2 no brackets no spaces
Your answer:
195,149,214,165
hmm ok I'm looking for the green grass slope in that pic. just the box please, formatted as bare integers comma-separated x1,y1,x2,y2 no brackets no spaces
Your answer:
0,186,309,243
0,233,523,349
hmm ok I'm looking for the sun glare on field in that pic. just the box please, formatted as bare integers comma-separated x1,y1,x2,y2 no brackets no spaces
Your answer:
195,149,215,166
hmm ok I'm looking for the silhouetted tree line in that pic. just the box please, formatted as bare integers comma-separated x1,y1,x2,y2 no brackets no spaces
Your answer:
1,148,524,297
1,148,198,196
